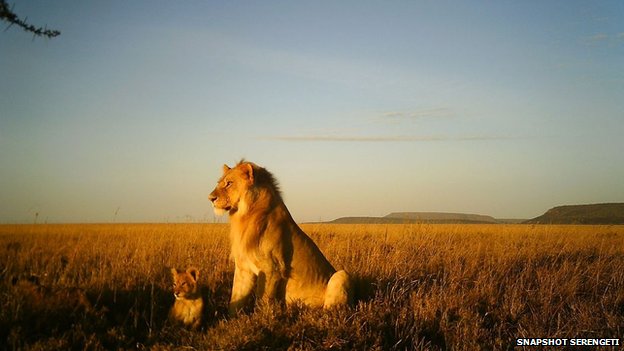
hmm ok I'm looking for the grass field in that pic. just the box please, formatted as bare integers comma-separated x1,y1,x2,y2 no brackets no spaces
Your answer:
1,223,623,350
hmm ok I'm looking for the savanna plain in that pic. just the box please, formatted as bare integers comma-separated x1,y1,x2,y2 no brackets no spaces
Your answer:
1,223,623,350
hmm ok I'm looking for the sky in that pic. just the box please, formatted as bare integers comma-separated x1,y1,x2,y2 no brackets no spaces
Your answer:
1,1,623,223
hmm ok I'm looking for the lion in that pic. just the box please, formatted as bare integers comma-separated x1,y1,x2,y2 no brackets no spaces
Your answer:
169,267,203,329
208,160,353,315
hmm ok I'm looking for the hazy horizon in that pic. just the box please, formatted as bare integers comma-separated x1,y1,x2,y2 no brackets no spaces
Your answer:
1,1,623,223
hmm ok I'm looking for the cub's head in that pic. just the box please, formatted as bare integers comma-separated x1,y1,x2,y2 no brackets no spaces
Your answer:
208,162,255,216
171,267,199,300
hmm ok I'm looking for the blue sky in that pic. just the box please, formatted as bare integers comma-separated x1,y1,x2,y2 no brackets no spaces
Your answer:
1,1,623,223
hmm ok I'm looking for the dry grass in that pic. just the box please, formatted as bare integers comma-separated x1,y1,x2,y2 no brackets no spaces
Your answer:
1,223,623,350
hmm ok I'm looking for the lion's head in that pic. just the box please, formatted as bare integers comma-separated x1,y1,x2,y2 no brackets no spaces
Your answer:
208,162,254,216
208,161,280,216
171,267,200,300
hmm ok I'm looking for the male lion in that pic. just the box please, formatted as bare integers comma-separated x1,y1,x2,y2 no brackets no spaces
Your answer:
169,267,204,329
209,161,353,315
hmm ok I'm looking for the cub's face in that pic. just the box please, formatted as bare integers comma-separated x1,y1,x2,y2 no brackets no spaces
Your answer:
208,163,254,215
171,268,199,300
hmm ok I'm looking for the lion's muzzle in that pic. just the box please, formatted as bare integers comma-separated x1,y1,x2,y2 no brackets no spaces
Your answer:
208,193,217,203
209,190,231,214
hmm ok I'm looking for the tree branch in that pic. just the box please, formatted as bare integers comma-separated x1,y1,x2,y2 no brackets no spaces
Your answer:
0,0,60,38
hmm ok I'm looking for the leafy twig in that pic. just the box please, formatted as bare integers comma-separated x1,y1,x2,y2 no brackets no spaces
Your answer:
0,0,60,38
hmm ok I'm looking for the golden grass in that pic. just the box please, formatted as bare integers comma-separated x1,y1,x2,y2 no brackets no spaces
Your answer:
1,223,623,350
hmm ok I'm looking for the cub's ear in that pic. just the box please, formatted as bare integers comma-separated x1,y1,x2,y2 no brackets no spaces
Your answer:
222,164,231,173
242,163,254,184
187,267,199,282
171,268,178,277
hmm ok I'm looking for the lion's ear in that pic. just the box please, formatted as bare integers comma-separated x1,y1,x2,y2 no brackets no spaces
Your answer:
242,163,254,184
187,267,199,282
171,268,178,277
222,164,231,173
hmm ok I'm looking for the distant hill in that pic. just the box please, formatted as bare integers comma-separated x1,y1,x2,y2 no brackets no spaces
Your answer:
329,212,506,224
494,218,528,224
524,203,624,224
329,217,417,224
386,212,498,223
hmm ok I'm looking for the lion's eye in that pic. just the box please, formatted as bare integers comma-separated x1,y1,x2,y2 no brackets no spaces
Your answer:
225,180,233,188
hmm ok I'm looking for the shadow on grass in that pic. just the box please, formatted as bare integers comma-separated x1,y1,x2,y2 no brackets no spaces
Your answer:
1,277,233,350
1,272,453,350
349,273,448,350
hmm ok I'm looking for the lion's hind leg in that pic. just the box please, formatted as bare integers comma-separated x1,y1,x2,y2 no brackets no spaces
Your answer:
323,270,353,309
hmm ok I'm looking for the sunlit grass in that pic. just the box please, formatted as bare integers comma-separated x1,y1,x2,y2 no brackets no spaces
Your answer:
1,223,622,350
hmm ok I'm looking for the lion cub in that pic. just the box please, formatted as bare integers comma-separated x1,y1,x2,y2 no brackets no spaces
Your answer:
169,267,203,329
